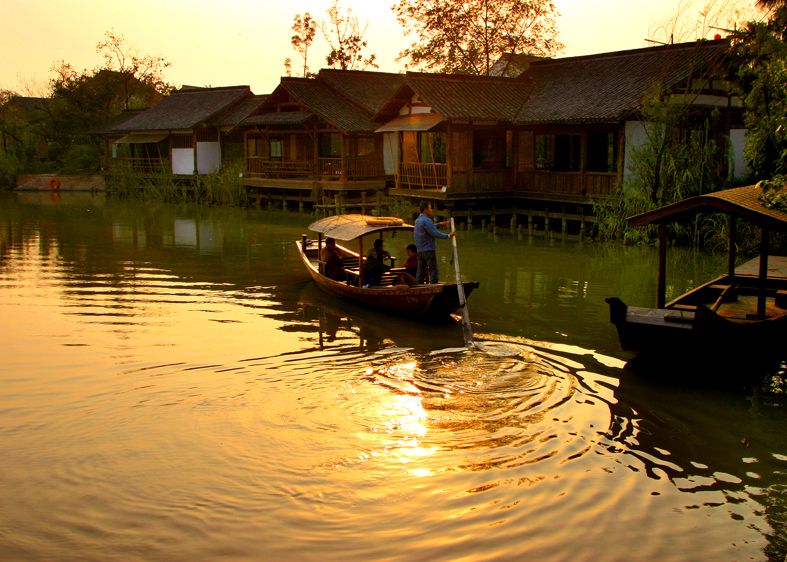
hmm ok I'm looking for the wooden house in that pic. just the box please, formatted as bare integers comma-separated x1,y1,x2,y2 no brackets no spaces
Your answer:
105,86,263,175
239,69,404,209
375,72,530,200
513,39,743,202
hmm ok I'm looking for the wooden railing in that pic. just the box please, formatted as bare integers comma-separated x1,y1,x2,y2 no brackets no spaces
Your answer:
318,157,383,179
246,156,383,180
397,162,449,189
517,171,617,198
246,157,313,178
112,157,169,174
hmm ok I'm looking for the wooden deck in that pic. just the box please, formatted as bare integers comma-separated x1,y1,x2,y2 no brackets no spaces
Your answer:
735,255,787,280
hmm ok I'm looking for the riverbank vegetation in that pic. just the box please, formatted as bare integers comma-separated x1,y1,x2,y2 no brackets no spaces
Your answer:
595,0,786,251
105,161,247,206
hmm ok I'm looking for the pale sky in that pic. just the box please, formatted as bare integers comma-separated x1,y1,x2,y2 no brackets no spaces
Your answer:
0,0,760,96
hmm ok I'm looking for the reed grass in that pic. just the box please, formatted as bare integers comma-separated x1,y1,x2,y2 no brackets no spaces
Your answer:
104,160,247,206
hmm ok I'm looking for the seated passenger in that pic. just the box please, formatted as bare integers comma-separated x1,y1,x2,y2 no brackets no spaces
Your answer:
320,237,346,281
404,244,418,277
363,238,390,286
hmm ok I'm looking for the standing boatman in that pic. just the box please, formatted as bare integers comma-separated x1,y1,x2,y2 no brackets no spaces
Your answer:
414,200,455,284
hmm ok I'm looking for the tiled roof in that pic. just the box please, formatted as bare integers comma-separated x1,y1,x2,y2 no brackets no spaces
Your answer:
389,72,531,121
211,94,269,128
243,111,313,126
317,69,405,115
273,77,380,133
515,40,730,124
110,86,253,131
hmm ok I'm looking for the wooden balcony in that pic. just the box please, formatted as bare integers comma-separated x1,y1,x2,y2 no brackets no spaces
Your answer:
246,156,383,180
247,157,313,178
111,157,169,174
517,171,617,199
397,162,449,189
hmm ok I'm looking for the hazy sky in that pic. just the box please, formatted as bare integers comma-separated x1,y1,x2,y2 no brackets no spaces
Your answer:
0,0,760,96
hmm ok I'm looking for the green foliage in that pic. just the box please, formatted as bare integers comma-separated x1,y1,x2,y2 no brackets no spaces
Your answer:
393,0,561,75
0,32,172,178
730,3,787,178
593,88,726,245
593,187,656,244
758,173,787,210
105,161,248,206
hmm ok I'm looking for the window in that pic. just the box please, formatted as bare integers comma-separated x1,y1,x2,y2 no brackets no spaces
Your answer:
318,133,341,157
472,130,507,169
419,132,446,163
586,130,617,172
270,139,282,159
535,133,581,171
357,136,375,157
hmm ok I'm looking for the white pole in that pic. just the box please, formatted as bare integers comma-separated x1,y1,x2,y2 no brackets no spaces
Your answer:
450,218,473,347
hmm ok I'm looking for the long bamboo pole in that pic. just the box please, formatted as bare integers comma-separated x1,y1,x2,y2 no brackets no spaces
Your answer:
450,218,473,347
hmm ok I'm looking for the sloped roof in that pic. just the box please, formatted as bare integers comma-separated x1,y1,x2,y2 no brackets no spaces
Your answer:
381,72,531,121
317,69,405,115
91,109,147,136
211,94,269,129
3,96,49,113
261,77,380,133
243,111,313,126
111,86,253,131
515,39,730,125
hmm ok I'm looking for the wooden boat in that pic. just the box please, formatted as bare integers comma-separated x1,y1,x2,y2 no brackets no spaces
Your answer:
606,184,787,359
296,214,479,320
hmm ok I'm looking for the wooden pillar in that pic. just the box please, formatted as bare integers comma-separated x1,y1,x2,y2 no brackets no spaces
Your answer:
757,228,769,319
657,224,667,309
728,215,737,279
446,121,453,190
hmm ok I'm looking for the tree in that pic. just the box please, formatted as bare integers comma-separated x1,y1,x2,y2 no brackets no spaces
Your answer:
647,0,759,46
730,0,786,179
321,0,378,70
95,31,172,110
291,12,317,77
392,0,561,75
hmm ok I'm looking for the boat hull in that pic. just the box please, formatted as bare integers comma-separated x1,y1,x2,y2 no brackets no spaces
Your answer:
606,296,787,360
296,240,478,320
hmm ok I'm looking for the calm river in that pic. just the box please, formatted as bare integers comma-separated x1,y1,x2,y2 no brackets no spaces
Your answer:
1,192,785,561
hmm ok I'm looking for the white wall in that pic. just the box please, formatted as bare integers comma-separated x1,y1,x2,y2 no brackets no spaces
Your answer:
172,148,195,175
728,129,749,180
197,142,221,175
383,133,398,175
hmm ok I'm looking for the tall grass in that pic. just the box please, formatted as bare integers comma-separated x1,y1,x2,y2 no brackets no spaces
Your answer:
105,161,247,206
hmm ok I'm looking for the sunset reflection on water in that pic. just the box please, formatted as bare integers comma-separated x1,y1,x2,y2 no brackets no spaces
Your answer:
1,194,785,561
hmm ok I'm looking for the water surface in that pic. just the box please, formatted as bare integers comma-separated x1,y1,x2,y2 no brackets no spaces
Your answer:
1,193,785,561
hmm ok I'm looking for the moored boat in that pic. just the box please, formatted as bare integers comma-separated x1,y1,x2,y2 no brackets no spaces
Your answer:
606,184,787,362
296,214,479,320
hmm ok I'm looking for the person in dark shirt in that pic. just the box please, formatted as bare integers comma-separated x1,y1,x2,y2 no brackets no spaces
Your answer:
363,238,390,286
320,237,345,281
404,244,418,277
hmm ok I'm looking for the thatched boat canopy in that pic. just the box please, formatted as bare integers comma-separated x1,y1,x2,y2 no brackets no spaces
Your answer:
308,214,413,241
628,184,787,231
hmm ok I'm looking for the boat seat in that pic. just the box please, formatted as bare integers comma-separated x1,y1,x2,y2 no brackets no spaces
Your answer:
670,304,697,311
378,273,400,286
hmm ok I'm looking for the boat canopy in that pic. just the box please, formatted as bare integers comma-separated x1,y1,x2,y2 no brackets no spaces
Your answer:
627,184,787,231
308,214,413,241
